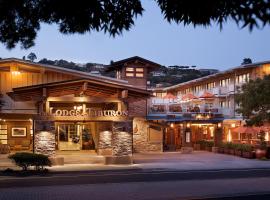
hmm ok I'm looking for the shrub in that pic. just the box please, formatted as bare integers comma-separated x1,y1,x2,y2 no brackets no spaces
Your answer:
9,152,51,171
241,144,253,152
206,141,214,148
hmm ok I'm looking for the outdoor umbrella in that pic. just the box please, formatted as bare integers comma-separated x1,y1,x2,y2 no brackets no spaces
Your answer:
182,93,198,101
163,93,177,99
199,91,215,99
232,126,260,134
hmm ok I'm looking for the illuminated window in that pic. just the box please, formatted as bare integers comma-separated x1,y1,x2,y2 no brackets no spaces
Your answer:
236,73,250,84
136,68,144,72
126,67,134,72
126,72,134,77
219,78,230,87
136,73,144,77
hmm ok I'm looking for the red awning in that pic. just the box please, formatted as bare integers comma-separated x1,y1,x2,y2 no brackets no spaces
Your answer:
163,93,177,99
232,126,260,134
200,91,215,99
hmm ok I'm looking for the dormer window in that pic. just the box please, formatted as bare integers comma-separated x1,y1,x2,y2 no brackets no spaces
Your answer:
125,67,144,78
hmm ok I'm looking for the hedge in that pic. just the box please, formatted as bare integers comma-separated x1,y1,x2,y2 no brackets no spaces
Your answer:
9,152,51,171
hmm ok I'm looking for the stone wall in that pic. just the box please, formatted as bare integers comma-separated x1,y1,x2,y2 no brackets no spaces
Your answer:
97,121,132,156
34,131,55,156
112,121,132,156
128,98,147,117
97,122,113,155
133,117,163,153
34,120,55,156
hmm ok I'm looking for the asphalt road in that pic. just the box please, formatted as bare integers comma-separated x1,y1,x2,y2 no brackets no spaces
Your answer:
1,168,270,188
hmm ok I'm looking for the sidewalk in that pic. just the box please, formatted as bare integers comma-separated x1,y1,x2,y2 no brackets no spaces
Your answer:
1,151,270,173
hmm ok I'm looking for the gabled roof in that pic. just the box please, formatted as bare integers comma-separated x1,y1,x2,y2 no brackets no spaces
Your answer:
107,56,161,71
7,78,152,101
161,60,270,91
0,57,130,87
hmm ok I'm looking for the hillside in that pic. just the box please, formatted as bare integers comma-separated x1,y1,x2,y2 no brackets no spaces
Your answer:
38,58,218,87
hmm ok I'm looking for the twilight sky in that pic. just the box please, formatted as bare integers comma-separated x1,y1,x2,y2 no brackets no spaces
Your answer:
1,1,270,70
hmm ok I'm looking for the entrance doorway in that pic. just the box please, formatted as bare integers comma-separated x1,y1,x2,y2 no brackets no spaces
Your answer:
164,126,182,151
56,123,97,151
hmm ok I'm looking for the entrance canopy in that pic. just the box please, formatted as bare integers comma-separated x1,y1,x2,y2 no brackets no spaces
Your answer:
7,78,151,101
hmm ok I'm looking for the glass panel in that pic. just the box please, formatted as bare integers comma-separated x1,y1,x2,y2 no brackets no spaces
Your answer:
136,73,144,77
136,68,144,72
126,67,134,72
126,72,134,77
82,125,95,150
59,125,68,142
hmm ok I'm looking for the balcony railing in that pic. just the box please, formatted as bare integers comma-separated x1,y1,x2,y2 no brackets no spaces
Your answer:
148,102,232,117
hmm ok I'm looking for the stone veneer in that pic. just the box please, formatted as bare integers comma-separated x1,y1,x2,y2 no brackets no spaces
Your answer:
133,117,163,153
34,131,55,156
34,120,56,156
98,121,132,156
112,121,132,156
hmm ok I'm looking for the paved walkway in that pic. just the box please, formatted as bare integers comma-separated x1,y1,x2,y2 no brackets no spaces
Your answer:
1,151,270,172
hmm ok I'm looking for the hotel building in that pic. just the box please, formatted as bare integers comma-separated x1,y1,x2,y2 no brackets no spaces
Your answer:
0,56,269,163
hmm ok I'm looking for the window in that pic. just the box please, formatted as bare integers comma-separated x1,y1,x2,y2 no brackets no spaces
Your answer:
126,67,134,72
219,101,226,108
220,100,230,108
0,125,7,144
135,67,144,77
206,82,215,90
219,78,230,87
126,72,134,77
236,73,250,84
136,68,144,72
125,67,144,77
136,73,144,77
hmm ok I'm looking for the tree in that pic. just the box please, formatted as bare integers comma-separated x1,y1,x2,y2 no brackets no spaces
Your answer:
0,0,270,49
235,75,270,126
241,58,253,65
27,52,37,62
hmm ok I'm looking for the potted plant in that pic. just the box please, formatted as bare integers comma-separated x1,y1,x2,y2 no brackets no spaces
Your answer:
234,144,243,157
205,141,214,152
194,140,201,151
228,143,236,155
218,143,225,153
255,132,268,159
223,142,230,154
242,144,254,159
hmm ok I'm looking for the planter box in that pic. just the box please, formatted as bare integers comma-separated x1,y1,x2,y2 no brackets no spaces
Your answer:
224,148,230,154
235,150,242,157
193,144,201,151
229,149,235,155
218,147,224,154
205,147,212,152
242,151,254,159
212,147,219,153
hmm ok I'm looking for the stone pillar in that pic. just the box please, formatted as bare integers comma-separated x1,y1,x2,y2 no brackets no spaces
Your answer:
97,122,113,156
34,120,55,156
104,121,133,164
112,121,132,156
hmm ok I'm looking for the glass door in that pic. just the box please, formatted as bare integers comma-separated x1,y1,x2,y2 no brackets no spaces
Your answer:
57,124,81,151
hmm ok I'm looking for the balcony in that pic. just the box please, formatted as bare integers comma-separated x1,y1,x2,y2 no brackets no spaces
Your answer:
148,96,234,120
